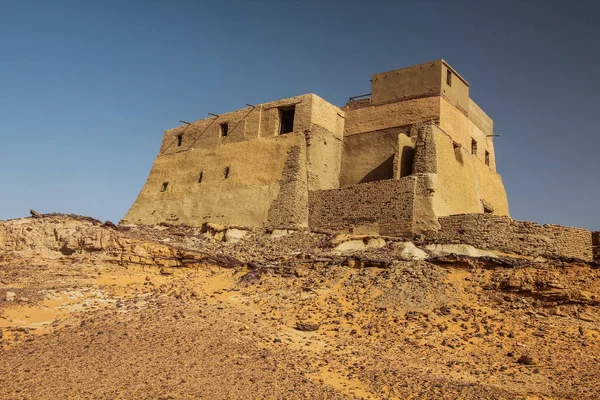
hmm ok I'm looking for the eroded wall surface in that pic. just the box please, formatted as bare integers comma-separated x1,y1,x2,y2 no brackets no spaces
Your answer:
123,134,308,228
309,178,417,236
423,214,595,261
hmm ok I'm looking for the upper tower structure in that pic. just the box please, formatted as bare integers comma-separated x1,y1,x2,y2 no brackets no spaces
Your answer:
123,60,509,236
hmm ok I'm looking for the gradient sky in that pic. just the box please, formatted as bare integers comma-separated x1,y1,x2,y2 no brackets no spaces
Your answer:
1,0,598,230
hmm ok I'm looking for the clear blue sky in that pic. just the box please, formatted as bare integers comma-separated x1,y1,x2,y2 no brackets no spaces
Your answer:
1,0,598,230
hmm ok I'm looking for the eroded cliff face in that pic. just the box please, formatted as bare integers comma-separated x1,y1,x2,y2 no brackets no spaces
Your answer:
1,214,599,399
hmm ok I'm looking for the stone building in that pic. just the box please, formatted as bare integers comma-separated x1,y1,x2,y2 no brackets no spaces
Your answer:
123,60,509,236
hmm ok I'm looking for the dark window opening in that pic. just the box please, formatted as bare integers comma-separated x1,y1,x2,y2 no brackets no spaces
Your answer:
485,150,490,165
220,123,229,137
471,139,478,155
279,106,295,135
223,166,230,179
177,135,183,147
446,69,452,87
453,142,464,164
198,171,203,183
160,182,169,192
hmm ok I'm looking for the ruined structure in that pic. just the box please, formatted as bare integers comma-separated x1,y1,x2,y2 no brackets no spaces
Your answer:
124,60,509,236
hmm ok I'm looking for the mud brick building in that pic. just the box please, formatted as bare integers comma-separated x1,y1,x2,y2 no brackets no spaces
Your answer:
125,60,510,235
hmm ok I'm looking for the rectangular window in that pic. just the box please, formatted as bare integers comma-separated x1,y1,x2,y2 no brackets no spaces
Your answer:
160,182,169,192
446,69,452,87
220,123,229,137
177,135,183,147
471,139,477,155
279,106,295,135
198,171,203,183
223,166,230,179
485,150,490,165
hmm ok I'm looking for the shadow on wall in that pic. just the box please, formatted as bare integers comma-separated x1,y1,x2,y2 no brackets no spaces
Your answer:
359,155,395,184
400,146,414,178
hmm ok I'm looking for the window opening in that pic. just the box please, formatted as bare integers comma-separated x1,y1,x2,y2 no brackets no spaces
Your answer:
485,151,490,165
279,106,295,135
223,166,230,179
446,69,452,86
220,123,229,137
198,171,203,183
177,135,183,147
471,139,477,155
160,182,169,192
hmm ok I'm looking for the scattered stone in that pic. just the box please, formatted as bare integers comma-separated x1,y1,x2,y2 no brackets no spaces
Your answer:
273,338,282,343
517,354,536,365
295,322,320,332
6,291,16,302
224,229,248,243
424,243,498,258
30,209,42,218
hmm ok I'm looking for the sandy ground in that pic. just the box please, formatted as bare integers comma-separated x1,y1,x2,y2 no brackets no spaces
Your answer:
1,216,599,399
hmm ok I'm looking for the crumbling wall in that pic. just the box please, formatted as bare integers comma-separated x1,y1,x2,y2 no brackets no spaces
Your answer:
423,214,594,261
267,144,309,228
123,134,308,228
309,178,417,236
593,232,600,262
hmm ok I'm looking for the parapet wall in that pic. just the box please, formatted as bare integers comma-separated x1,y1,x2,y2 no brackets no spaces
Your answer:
423,214,595,262
308,178,417,236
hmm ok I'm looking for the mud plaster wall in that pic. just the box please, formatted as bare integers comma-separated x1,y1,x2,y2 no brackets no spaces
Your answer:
308,178,417,236
159,95,315,155
439,97,496,172
305,95,345,191
340,128,404,187
423,214,594,262
122,134,308,228
371,61,442,104
426,125,509,217
440,63,470,114
468,99,493,137
343,97,440,136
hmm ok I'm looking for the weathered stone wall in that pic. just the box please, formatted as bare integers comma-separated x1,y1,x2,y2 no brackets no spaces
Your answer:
593,232,600,262
423,214,594,261
309,178,417,236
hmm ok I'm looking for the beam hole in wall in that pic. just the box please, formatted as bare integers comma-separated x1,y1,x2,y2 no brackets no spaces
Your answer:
223,166,230,179
485,150,490,166
446,69,452,87
177,135,183,147
160,182,169,192
453,142,464,164
471,139,478,156
220,123,229,137
198,171,203,183
279,106,295,135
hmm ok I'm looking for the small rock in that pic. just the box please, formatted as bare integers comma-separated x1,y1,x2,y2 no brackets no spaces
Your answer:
30,209,42,218
295,322,320,332
6,292,16,302
273,338,282,343
517,354,536,365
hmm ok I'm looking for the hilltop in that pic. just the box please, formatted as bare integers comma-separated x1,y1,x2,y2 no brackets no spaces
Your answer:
0,214,599,399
